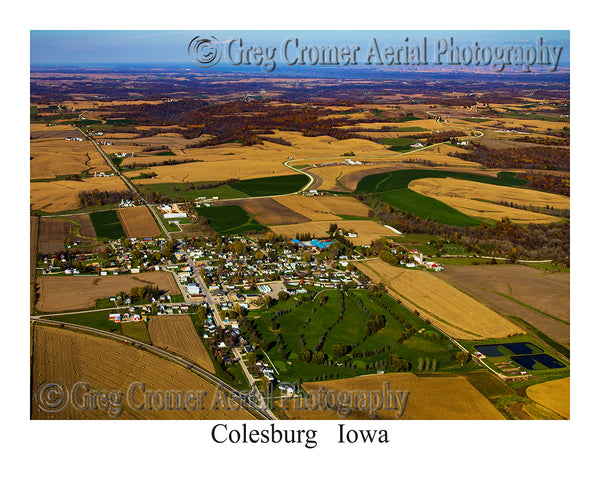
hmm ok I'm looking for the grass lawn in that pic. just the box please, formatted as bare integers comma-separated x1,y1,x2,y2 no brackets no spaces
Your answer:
120,321,151,344
41,310,124,333
195,205,267,235
241,288,469,383
89,210,125,240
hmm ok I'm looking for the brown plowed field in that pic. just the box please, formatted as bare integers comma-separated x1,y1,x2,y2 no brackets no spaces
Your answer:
36,271,180,312
37,214,97,254
31,325,254,419
279,373,504,420
221,197,310,225
438,264,570,345
148,315,214,372
117,206,161,238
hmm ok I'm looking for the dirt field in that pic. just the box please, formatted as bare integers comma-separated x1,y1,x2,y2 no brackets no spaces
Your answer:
30,176,130,213
409,177,568,223
356,259,525,340
147,315,214,372
526,377,570,419
221,197,310,225
37,214,97,254
438,264,569,345
36,271,181,312
269,220,394,246
117,206,161,238
31,217,39,314
279,372,504,420
31,325,254,419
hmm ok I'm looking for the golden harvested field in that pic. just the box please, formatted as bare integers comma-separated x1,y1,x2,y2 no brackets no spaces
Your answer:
147,315,214,373
311,195,372,217
30,176,129,213
526,377,570,419
337,119,458,132
269,220,393,246
438,263,569,333
36,271,180,312
125,131,389,184
308,154,483,192
482,117,569,131
409,178,569,223
103,132,207,150
273,195,343,222
31,325,254,419
272,194,371,220
279,373,504,420
117,206,161,238
356,259,525,340
30,137,107,179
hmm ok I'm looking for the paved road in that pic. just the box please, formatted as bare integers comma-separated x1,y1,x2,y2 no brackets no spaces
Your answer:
186,257,275,414
78,127,172,241
31,316,276,420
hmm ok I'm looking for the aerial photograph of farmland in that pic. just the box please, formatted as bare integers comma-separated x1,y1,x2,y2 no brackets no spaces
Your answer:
30,29,571,423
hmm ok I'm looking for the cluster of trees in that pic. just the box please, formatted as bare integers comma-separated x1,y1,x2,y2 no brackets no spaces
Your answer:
78,189,136,207
515,172,570,196
114,285,161,306
360,194,570,265
366,314,387,336
124,157,203,170
513,135,569,146
418,130,465,145
417,357,438,372
450,144,569,171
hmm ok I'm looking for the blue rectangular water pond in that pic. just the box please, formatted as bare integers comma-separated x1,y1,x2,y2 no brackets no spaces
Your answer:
474,342,542,357
511,354,566,370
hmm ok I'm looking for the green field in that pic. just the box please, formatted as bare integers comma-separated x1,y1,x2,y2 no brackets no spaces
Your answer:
378,189,481,226
137,174,308,202
379,137,416,152
89,210,125,240
356,169,527,226
195,205,267,235
41,310,122,333
232,174,308,196
240,288,469,383
395,126,428,132
138,182,249,202
120,321,151,343
356,169,526,193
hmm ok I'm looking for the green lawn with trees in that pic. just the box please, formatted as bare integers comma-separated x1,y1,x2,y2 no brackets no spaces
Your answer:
238,287,472,384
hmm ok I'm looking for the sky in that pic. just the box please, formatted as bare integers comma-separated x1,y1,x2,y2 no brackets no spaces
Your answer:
30,30,570,66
